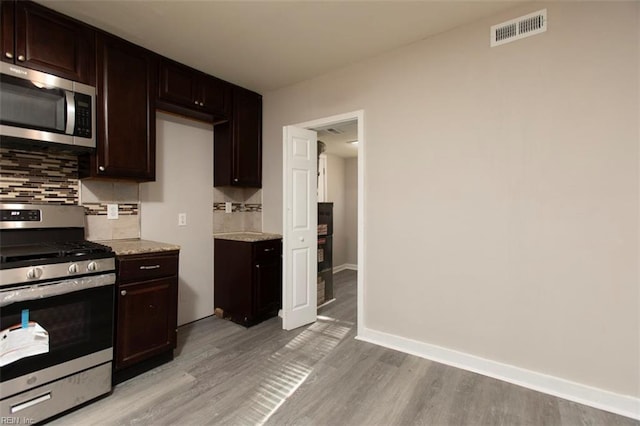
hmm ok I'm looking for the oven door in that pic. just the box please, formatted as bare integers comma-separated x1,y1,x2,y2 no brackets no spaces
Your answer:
0,274,115,392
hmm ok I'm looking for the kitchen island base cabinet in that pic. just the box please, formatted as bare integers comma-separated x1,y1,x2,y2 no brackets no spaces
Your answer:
214,238,281,327
114,251,178,384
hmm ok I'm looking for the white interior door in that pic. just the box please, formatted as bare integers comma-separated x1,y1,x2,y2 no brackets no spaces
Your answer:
282,126,317,330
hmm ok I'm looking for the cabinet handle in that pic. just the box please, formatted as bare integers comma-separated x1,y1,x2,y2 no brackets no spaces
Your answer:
140,265,160,270
233,178,239,182
4,52,13,59
98,166,105,172
120,290,127,296
263,248,275,252
17,55,25,62
199,102,204,107
194,100,199,105
256,264,260,269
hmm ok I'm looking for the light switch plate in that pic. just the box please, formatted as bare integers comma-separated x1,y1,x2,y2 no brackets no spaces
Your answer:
107,204,118,220
225,202,232,213
178,213,187,226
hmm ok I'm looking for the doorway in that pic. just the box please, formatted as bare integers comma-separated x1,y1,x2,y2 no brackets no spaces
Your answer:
282,110,364,334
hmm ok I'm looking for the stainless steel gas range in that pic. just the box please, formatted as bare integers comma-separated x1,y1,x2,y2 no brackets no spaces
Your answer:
0,203,115,423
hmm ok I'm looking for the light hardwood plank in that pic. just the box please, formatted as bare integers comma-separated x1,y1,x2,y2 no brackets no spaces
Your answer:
50,270,638,426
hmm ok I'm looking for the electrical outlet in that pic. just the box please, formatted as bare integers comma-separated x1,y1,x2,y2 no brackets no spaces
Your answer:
178,213,187,226
107,204,118,220
225,202,232,213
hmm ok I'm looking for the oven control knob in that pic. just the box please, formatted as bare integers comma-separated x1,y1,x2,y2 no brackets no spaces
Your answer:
26,267,43,280
87,261,98,272
68,263,79,274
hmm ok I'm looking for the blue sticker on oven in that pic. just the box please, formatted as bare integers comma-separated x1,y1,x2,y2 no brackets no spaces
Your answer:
22,309,28,328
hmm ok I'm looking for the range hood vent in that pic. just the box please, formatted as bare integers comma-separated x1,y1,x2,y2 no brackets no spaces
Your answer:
491,9,547,47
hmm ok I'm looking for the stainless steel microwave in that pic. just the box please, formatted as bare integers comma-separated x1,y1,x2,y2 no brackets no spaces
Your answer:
0,63,95,150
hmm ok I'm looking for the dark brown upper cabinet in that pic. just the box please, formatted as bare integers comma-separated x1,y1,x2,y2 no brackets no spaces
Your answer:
79,33,156,181
214,86,262,187
158,59,230,123
1,0,95,85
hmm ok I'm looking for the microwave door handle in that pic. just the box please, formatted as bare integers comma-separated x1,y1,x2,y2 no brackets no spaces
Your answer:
65,90,75,135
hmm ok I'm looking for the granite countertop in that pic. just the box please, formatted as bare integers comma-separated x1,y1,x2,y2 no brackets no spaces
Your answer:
213,232,282,242
98,239,181,256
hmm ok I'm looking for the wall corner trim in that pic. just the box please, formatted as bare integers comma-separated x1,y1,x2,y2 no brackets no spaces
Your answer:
356,327,640,421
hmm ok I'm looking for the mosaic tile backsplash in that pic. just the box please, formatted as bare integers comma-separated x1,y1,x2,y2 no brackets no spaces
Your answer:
84,202,139,215
0,147,79,204
0,148,263,237
0,147,141,240
213,202,261,213
213,187,262,233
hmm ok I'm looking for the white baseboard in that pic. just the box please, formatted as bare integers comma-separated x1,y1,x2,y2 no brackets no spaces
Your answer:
317,298,336,309
357,327,640,420
333,263,357,273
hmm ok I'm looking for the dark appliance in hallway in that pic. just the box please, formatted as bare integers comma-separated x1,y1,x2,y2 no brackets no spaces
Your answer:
318,202,333,305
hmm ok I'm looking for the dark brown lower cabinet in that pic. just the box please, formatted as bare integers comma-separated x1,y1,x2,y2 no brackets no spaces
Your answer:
114,250,179,383
214,238,281,327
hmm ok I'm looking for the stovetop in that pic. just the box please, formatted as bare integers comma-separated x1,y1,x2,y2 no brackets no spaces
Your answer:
0,204,116,287
0,240,115,287
1,240,112,263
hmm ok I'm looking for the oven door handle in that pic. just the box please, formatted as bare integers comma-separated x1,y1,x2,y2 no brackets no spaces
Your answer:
0,273,115,307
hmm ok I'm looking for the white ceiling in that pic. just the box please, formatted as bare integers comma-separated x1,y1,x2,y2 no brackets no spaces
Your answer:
313,120,359,159
38,1,527,93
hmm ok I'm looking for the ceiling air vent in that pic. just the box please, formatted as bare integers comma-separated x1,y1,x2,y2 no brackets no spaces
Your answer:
491,9,547,47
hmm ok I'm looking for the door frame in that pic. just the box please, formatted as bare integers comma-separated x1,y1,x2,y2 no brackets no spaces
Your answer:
285,110,365,336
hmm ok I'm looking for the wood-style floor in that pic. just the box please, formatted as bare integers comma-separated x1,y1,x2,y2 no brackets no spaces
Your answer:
51,270,637,425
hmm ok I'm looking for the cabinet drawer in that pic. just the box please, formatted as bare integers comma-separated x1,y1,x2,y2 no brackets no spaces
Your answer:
252,239,282,261
118,252,179,282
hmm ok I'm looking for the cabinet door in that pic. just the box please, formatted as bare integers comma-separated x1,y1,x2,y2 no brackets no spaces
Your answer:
232,87,262,187
158,59,230,122
253,256,282,319
214,239,253,325
158,60,198,107
89,33,156,181
13,2,95,84
201,76,229,117
115,277,177,369
0,1,14,65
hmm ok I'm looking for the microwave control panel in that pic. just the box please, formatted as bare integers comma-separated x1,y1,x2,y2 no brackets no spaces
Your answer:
74,93,92,138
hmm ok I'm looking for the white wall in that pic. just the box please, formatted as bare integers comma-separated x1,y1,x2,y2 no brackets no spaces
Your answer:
344,157,358,266
325,153,347,267
323,153,358,269
140,113,214,326
262,0,639,406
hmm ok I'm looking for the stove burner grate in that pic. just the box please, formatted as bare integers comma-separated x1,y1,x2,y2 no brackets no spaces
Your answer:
0,241,113,264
